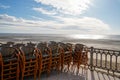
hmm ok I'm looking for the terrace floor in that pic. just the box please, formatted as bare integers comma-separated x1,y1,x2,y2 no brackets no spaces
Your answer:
24,66,120,80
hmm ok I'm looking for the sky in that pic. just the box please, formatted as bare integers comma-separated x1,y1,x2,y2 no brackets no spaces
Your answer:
0,0,120,34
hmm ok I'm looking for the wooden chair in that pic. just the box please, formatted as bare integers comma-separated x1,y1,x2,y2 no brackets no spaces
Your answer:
19,44,38,80
0,46,20,80
13,43,25,74
59,43,72,71
37,42,51,79
48,41,61,73
73,44,88,70
81,45,88,67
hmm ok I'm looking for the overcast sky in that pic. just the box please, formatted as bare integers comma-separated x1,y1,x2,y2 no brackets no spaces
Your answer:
0,0,120,34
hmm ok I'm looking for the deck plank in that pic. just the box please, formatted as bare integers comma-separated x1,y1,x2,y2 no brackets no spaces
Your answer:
24,66,120,80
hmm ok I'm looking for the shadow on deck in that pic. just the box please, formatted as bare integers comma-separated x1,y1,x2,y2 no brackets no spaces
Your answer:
24,66,120,80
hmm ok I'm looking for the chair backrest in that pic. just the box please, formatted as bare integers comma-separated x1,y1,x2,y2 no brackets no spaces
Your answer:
0,41,14,47
27,42,36,47
74,44,84,52
13,43,25,49
59,43,72,52
48,41,59,54
82,45,88,53
65,43,72,51
59,42,66,51
1,44,12,47
7,41,14,45
37,42,49,53
21,46,35,56
0,46,17,59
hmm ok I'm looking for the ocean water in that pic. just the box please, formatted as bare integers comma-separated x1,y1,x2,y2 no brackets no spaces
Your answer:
0,33,120,50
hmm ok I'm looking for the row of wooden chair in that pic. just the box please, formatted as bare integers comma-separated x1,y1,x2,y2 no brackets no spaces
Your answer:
0,41,88,80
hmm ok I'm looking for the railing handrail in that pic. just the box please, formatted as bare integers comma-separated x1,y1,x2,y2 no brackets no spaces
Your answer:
88,46,120,78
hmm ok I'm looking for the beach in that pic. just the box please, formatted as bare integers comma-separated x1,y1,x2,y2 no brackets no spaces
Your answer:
0,34,120,50
0,34,120,63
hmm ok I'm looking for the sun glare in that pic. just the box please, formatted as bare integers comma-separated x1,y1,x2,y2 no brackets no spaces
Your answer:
70,34,104,39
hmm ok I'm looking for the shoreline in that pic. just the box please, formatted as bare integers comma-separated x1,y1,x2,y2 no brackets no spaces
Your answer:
1,39,120,50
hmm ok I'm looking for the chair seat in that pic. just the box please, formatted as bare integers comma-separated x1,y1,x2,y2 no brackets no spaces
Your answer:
25,55,36,60
64,51,71,54
3,57,17,62
42,54,50,57
52,53,60,57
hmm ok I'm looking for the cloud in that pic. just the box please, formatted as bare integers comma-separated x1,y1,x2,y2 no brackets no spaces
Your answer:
0,14,111,34
0,14,57,29
0,14,17,22
0,4,10,9
33,7,56,15
31,16,45,20
53,16,110,31
34,0,92,15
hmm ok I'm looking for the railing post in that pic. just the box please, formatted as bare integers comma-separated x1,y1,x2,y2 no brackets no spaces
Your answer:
90,47,94,71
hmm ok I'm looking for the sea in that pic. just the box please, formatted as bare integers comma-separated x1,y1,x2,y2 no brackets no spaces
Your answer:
0,33,120,50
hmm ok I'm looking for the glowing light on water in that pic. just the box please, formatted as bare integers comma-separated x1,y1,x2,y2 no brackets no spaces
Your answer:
69,34,105,39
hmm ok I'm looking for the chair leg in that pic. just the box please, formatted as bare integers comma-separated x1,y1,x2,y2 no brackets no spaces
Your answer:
34,70,37,80
21,72,24,80
68,62,70,71
61,54,64,71
34,73,37,80
58,58,61,73
61,57,64,71
1,65,3,80
57,64,60,74
77,62,80,70
38,70,41,80
47,60,51,76
71,63,74,72
34,65,37,80
47,69,50,77
16,63,19,80
61,61,63,71
21,67,25,80
48,62,50,76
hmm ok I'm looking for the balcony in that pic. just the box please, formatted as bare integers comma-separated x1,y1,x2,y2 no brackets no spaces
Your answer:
0,43,120,80
23,47,120,80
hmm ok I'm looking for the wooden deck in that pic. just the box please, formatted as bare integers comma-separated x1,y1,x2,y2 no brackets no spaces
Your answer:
24,65,120,80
